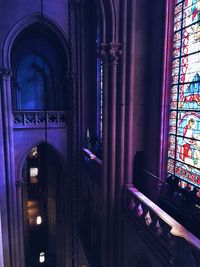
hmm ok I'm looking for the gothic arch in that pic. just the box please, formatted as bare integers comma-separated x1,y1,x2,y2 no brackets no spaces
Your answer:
16,140,65,182
2,12,73,70
95,0,117,43
19,141,66,266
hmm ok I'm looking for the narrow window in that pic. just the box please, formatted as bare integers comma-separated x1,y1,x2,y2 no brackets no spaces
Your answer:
96,25,103,140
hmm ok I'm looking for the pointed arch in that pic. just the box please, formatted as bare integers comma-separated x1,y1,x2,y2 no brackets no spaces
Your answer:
16,140,65,182
95,0,117,43
2,12,73,71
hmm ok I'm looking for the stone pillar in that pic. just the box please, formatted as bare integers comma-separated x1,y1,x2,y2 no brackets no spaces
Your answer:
99,43,122,267
0,209,5,267
124,0,136,185
115,1,128,266
15,179,25,267
0,69,11,267
0,68,23,267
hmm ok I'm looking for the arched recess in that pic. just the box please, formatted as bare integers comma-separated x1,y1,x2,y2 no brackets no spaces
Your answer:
2,12,73,70
17,139,66,182
19,142,66,266
10,21,68,111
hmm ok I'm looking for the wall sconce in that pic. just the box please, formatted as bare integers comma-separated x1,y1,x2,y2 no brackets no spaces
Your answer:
39,252,45,263
36,216,42,225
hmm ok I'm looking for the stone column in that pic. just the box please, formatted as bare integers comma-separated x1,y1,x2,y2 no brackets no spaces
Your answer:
0,68,23,267
0,69,11,267
124,0,136,185
115,1,128,266
0,209,5,267
15,179,25,267
99,43,122,267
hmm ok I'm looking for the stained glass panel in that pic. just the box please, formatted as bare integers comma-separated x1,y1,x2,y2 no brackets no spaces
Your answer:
167,0,200,193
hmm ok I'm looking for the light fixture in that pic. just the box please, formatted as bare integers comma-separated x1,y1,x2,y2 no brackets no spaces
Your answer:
39,252,45,263
36,216,42,225
30,147,38,158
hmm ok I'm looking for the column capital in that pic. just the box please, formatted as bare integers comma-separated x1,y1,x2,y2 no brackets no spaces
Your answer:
98,43,122,64
0,68,13,80
15,179,24,190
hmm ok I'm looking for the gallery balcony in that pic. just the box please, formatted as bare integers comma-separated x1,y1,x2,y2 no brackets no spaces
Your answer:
125,185,200,266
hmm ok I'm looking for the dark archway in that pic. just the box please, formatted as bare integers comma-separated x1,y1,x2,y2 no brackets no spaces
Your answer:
22,143,64,267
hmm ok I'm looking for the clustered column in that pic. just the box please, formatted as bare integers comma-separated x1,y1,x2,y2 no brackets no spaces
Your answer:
0,68,23,267
99,43,122,267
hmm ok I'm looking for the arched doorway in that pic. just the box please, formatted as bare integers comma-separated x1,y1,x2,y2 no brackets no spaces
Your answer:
22,143,64,267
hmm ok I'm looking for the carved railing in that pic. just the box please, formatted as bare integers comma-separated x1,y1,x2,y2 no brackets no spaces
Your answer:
126,186,200,266
13,111,67,128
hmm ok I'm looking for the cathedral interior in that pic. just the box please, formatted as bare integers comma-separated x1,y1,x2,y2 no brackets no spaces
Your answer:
0,0,200,266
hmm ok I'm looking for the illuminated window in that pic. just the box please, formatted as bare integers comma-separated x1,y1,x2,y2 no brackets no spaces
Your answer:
30,167,38,184
97,58,103,139
96,25,103,140
30,167,38,177
168,0,200,196
16,55,50,110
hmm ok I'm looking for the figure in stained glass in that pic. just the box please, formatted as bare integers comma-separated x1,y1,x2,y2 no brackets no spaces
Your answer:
180,117,196,162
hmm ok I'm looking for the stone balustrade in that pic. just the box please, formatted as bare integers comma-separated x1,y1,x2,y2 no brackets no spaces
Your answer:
13,110,67,128
126,186,200,266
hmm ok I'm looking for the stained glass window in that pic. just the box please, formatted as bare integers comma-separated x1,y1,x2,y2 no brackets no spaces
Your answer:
168,0,200,195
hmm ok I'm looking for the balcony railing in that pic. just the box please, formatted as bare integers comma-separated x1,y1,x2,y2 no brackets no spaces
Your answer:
82,148,102,186
13,111,67,129
126,186,200,266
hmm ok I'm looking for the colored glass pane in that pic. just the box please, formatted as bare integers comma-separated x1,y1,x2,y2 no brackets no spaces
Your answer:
167,0,200,192
175,0,183,5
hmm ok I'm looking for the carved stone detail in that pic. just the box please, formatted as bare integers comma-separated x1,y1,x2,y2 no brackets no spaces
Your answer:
13,111,67,128
98,43,122,64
